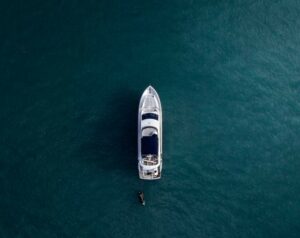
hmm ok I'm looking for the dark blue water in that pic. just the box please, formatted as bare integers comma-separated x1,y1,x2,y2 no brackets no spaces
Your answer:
1,0,300,237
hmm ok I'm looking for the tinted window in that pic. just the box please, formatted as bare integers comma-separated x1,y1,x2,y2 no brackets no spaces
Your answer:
142,113,158,120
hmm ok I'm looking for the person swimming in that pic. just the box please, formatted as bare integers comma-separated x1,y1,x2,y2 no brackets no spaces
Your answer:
138,191,145,206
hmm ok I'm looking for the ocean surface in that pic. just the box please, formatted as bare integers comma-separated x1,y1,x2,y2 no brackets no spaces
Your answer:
1,0,300,237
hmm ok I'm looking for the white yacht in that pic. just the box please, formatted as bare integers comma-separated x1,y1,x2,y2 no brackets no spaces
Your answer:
138,86,162,180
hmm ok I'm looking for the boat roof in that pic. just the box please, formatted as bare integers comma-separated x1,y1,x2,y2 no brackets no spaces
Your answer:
142,127,157,137
141,134,158,155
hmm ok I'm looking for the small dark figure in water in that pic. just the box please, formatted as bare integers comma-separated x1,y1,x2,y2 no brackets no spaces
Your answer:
138,191,145,206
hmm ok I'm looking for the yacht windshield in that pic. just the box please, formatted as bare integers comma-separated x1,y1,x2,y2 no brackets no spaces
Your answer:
142,113,158,120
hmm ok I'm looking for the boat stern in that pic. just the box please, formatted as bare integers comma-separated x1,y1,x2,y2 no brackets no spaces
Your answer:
138,163,161,180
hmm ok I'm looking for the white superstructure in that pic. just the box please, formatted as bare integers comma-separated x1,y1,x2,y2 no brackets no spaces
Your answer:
138,86,162,180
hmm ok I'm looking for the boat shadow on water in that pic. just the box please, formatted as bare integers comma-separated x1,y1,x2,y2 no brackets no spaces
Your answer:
80,89,139,176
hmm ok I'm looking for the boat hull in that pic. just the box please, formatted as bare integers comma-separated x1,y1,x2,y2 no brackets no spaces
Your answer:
138,86,162,180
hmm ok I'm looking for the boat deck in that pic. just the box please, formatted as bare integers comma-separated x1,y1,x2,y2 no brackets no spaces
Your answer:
139,167,161,180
